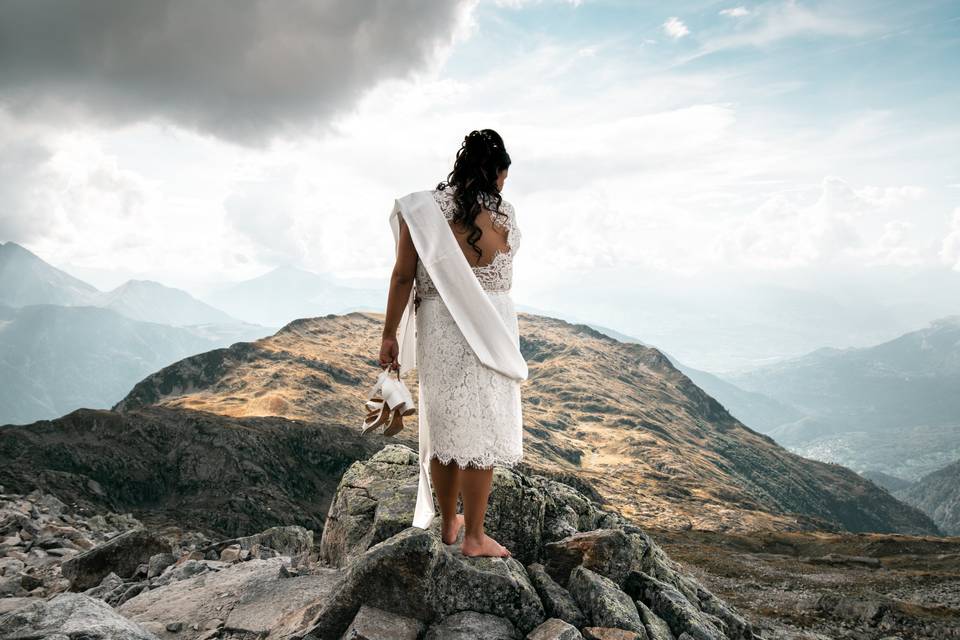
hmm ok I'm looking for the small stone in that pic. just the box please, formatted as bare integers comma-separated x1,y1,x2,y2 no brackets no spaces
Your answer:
425,611,519,640
342,604,426,639
166,621,184,632
582,629,645,640
219,544,242,563
147,552,176,578
527,617,584,640
19,572,43,590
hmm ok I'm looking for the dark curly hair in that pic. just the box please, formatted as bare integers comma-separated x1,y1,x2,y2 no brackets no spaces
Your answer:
436,129,511,263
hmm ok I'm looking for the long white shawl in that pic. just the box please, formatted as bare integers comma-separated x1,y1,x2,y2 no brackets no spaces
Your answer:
388,189,528,530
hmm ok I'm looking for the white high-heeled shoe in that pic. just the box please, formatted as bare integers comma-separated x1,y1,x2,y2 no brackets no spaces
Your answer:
361,368,416,436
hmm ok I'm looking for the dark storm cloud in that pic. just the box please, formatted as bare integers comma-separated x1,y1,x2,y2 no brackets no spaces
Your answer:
0,0,472,145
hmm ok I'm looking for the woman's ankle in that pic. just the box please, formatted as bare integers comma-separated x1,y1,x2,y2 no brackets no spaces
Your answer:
462,530,485,542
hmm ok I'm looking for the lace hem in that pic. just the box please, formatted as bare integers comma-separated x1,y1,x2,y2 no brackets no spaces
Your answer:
428,448,524,470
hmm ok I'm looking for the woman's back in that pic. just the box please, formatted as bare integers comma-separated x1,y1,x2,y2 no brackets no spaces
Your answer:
414,186,521,299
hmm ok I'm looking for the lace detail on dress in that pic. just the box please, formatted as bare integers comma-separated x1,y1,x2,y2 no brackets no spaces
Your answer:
415,283,524,470
414,187,521,300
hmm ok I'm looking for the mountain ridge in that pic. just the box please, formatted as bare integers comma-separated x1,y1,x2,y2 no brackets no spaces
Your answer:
112,310,939,536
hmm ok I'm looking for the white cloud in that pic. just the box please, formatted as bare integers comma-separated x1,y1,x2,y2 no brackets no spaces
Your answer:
662,17,690,39
495,0,583,7
718,177,931,269
688,0,878,61
720,7,750,18
941,208,960,270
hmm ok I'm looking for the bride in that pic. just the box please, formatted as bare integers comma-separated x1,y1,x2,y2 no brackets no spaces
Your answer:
379,129,527,558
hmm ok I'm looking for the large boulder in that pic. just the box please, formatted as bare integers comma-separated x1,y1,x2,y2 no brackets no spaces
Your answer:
0,592,159,639
319,445,625,568
319,445,424,567
119,557,341,639
423,610,520,640
341,604,426,640
623,572,726,640
303,526,546,638
636,600,676,640
568,566,647,636
526,562,588,628
543,528,647,587
60,527,171,591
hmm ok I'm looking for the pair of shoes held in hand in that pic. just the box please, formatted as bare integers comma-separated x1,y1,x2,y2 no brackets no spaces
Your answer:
362,368,415,436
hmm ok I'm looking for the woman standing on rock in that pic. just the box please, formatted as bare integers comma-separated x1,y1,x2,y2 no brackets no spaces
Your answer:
379,128,528,558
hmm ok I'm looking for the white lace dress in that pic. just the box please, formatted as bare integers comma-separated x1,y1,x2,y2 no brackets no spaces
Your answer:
412,187,524,470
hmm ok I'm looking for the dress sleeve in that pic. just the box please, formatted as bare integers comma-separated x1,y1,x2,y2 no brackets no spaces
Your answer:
507,201,520,255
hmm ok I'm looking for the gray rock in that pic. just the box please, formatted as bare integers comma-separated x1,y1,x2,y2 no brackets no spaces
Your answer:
147,552,176,578
304,527,545,639
622,572,724,640
341,604,425,639
0,557,26,576
219,543,242,563
82,571,126,603
320,445,580,568
636,600,675,640
120,557,340,639
319,445,428,568
424,610,520,640
0,596,40,616
582,629,646,640
526,562,588,628
203,525,313,563
0,574,25,596
150,558,220,586
527,617,584,640
635,537,702,606
693,584,753,640
61,527,171,590
543,529,644,587
0,592,159,639
568,566,646,636
483,466,548,564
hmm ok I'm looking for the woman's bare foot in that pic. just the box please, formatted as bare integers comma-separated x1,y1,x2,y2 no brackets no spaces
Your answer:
441,513,465,545
461,533,512,558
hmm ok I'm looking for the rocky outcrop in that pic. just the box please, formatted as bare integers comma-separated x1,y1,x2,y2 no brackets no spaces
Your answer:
61,527,171,591
0,593,159,639
0,444,757,640
306,443,753,640
0,405,382,538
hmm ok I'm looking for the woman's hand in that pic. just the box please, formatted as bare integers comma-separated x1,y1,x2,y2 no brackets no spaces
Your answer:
379,335,400,371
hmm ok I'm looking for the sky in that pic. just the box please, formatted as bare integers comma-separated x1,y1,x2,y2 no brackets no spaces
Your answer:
1,0,959,370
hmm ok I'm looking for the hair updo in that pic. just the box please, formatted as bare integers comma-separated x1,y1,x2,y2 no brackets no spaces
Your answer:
436,128,512,262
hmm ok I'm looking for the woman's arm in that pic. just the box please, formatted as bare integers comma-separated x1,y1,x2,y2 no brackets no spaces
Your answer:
380,214,418,370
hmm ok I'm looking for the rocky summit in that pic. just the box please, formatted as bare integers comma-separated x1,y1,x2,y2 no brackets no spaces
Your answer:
1,444,774,640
